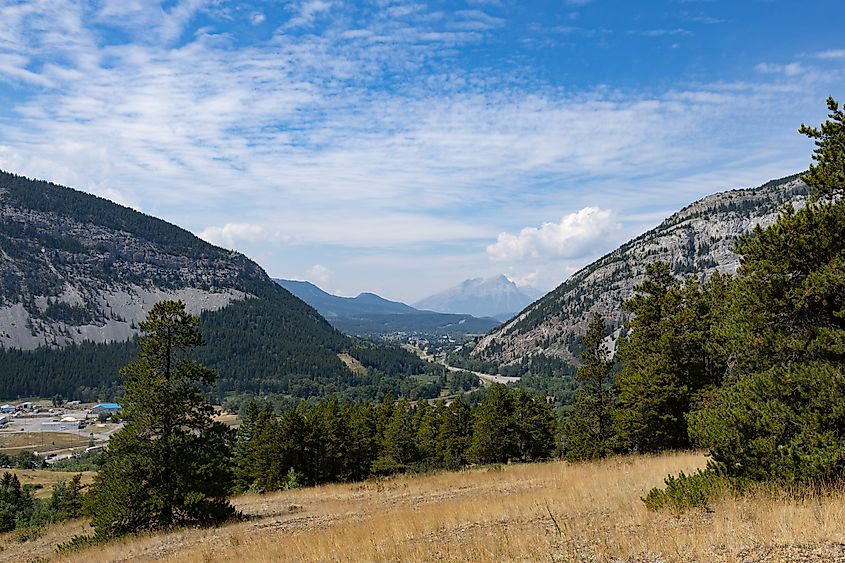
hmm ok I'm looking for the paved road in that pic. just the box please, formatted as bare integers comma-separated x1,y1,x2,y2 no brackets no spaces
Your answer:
403,343,521,386
441,364,521,386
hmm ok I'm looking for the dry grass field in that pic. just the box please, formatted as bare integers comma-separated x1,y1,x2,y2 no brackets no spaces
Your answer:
0,431,89,453
3,469,96,499
5,452,845,562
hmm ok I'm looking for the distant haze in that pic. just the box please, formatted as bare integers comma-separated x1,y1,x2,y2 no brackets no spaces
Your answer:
414,275,537,320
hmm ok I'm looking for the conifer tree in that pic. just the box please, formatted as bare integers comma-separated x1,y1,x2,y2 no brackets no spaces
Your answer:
614,264,722,452
438,397,473,469
690,98,845,484
510,388,557,462
564,314,616,461
470,384,514,464
90,300,236,538
800,96,845,200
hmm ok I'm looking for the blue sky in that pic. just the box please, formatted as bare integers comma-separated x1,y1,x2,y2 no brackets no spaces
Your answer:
0,0,843,302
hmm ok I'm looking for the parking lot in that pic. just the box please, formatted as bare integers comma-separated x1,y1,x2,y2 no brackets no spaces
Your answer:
0,405,122,458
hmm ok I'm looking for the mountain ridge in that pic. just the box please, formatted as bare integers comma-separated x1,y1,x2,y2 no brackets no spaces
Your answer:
470,173,810,367
276,278,500,338
0,170,428,401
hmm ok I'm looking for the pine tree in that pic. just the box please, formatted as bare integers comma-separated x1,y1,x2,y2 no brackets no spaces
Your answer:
564,314,616,461
614,264,722,452
800,96,845,200
715,200,845,374
89,300,236,538
510,388,557,462
438,397,473,469
690,98,845,484
470,384,514,464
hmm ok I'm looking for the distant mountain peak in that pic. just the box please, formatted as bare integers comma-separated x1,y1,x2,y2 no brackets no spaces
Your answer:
275,279,417,317
413,274,535,320
275,279,500,337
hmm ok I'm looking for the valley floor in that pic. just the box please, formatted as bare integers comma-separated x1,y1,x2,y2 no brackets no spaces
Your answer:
7,452,845,562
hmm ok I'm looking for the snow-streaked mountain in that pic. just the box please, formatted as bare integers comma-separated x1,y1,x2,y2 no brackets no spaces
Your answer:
413,275,536,320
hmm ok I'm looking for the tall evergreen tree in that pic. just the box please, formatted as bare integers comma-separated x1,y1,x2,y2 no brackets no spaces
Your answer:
90,300,236,539
564,314,616,461
470,384,514,464
438,397,473,469
510,388,557,462
690,98,845,484
800,96,845,201
614,264,723,452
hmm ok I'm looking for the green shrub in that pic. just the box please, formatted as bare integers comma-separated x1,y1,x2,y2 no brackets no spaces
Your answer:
689,362,845,486
56,534,104,555
642,468,730,512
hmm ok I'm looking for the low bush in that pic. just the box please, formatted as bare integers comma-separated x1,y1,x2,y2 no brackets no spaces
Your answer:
642,468,733,512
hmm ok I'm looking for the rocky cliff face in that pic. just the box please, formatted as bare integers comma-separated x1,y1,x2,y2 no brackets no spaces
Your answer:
0,171,265,349
470,174,810,366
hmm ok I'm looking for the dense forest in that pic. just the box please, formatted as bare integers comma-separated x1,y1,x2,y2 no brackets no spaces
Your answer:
233,385,556,492
561,98,845,503
0,297,447,403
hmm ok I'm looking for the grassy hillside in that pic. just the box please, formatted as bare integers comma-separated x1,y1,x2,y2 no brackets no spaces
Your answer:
11,452,845,562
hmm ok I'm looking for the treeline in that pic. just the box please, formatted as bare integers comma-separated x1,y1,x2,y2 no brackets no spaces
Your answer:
0,288,441,402
565,98,845,490
233,385,556,492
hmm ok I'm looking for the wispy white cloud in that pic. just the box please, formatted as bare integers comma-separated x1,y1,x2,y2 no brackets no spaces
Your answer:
285,0,333,29
754,62,805,76
815,49,845,60
632,28,693,37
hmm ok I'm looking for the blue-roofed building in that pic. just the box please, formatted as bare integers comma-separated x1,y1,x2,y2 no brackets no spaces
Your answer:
91,403,122,415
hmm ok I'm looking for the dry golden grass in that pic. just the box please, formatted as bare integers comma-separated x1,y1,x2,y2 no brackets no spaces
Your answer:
212,413,240,428
3,469,95,499
0,431,89,452
8,452,845,562
338,353,369,377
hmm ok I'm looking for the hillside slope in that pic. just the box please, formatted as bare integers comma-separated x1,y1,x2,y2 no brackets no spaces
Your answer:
0,170,265,349
0,171,425,400
471,174,810,366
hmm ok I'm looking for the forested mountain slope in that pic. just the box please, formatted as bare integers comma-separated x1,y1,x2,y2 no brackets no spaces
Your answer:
0,171,426,401
470,174,810,366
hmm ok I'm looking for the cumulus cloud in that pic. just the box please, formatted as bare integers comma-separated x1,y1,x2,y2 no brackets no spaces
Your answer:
487,207,619,262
